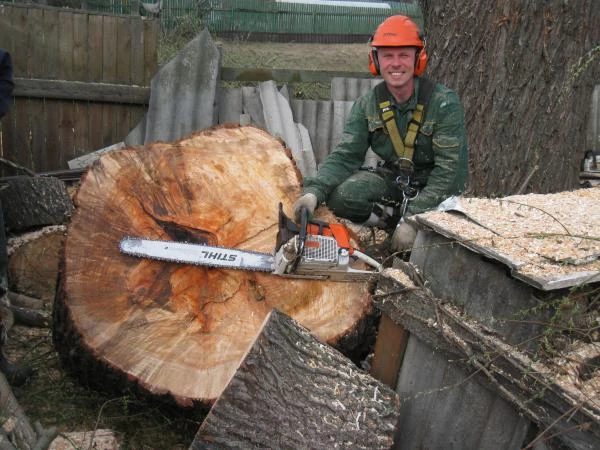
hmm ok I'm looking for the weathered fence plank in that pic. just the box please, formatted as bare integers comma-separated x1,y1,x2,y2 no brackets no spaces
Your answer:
0,2,157,175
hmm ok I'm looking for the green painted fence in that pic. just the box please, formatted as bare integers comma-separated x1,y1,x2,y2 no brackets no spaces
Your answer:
7,0,423,41
203,0,423,37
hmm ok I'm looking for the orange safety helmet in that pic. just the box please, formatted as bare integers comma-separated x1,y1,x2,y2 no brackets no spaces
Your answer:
368,15,428,77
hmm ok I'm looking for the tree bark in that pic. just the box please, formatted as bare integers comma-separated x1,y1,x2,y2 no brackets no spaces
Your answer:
191,309,399,449
0,177,73,233
52,125,374,408
422,0,600,196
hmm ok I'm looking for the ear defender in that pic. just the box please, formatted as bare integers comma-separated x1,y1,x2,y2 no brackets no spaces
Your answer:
414,47,428,76
369,48,380,76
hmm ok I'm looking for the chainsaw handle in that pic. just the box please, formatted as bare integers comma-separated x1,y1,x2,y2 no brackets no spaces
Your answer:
351,250,383,272
288,207,308,273
297,207,308,255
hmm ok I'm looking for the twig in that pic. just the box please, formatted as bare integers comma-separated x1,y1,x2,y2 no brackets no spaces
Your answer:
0,157,35,177
516,164,539,194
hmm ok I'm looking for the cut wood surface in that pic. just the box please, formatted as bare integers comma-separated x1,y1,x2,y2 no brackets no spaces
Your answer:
53,125,373,406
192,309,399,449
7,226,66,302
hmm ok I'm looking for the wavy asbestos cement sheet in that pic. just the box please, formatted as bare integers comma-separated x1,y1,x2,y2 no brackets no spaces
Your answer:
258,80,316,177
141,29,220,144
330,77,380,101
69,29,221,168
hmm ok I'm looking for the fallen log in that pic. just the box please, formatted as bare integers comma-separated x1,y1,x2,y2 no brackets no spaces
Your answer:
192,309,399,449
0,176,73,233
53,125,374,408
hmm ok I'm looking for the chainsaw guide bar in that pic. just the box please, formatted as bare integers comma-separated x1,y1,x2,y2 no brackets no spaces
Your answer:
120,237,275,272
119,205,383,282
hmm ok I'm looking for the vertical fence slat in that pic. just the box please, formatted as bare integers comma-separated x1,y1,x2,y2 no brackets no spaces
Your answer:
72,11,90,158
1,3,158,174
143,19,158,85
116,17,132,141
87,13,104,153
58,11,76,163
130,17,144,86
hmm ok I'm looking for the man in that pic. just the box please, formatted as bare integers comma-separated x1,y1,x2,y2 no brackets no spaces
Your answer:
293,15,468,253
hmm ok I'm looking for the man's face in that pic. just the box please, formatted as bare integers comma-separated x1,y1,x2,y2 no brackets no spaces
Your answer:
377,47,417,91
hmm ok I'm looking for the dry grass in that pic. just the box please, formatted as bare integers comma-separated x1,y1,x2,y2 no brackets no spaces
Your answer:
218,39,369,72
6,326,198,449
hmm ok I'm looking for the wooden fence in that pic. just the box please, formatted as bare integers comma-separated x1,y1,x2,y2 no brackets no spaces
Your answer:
0,2,158,174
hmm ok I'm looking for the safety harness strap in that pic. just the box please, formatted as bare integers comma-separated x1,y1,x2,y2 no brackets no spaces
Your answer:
376,78,435,172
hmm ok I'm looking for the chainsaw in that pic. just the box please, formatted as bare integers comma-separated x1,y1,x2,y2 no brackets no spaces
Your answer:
119,204,382,282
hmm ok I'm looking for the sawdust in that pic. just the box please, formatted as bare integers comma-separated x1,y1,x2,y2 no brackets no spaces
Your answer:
415,188,600,280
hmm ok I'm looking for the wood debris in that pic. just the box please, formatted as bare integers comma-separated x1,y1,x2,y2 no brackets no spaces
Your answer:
414,188,600,288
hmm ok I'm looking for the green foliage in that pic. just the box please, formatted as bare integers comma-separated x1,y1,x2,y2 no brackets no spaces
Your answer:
516,282,600,360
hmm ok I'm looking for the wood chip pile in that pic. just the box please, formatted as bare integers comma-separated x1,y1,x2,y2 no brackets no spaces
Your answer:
414,187,600,287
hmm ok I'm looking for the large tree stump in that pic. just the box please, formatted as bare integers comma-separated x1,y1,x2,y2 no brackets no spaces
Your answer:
53,125,374,407
192,309,400,449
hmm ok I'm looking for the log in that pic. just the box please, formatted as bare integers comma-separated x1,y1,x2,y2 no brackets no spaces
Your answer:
53,125,374,408
191,309,400,449
0,177,73,233
7,227,66,301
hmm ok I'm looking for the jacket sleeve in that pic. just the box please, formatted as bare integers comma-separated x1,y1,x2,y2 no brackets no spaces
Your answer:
302,99,371,204
406,88,468,215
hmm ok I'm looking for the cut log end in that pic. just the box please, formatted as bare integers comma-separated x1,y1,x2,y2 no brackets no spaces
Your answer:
53,125,374,406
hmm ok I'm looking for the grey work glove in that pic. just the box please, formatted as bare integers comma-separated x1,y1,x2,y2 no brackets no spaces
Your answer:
293,193,318,221
390,219,418,253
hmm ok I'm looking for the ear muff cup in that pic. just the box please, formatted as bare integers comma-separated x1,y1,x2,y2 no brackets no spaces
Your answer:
369,48,380,76
414,47,428,76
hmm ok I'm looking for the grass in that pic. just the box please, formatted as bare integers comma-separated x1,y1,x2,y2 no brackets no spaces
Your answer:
7,326,198,449
158,19,370,100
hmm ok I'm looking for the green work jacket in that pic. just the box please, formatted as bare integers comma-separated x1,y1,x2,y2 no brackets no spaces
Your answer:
303,77,469,216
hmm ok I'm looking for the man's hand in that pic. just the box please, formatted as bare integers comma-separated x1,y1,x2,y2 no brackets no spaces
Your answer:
293,193,318,221
390,219,417,253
